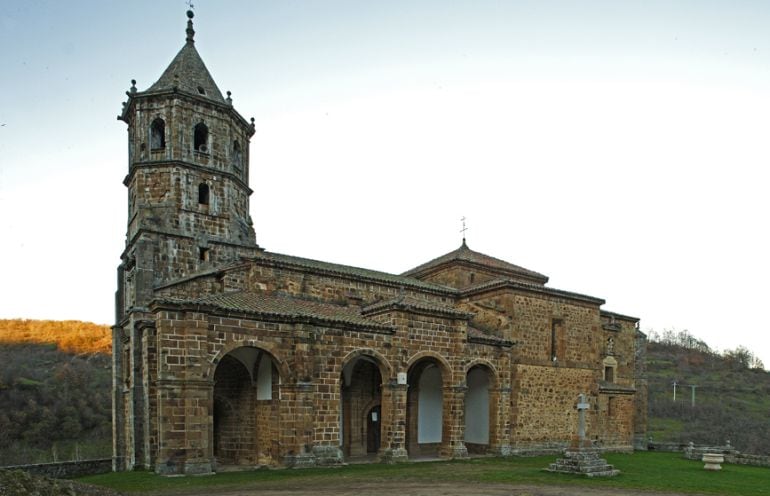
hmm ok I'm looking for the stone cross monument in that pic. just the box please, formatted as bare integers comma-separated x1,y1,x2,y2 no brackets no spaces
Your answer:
576,393,590,444
548,393,620,477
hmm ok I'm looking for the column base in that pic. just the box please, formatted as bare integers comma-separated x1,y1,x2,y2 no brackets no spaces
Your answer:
283,453,317,468
379,448,409,463
312,445,344,465
491,444,512,456
442,444,468,459
155,457,213,476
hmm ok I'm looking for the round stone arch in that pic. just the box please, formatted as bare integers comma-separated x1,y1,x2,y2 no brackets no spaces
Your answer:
405,351,453,457
463,360,499,453
339,348,394,381
338,348,393,458
204,339,290,381
462,359,499,387
210,343,285,468
405,351,452,383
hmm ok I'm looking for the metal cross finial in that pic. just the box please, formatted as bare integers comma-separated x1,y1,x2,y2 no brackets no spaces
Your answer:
460,216,468,243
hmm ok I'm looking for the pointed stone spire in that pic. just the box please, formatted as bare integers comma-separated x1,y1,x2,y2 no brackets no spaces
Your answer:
145,10,226,102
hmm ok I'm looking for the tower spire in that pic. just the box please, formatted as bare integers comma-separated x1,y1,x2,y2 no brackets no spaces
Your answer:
186,9,195,44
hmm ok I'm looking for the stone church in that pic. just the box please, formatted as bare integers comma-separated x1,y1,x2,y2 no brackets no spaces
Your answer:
113,11,647,475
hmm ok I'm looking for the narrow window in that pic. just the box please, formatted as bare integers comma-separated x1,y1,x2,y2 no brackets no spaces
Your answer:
194,123,209,153
150,118,165,149
199,247,209,261
232,140,242,169
607,396,614,417
550,319,558,361
604,366,614,383
198,183,209,205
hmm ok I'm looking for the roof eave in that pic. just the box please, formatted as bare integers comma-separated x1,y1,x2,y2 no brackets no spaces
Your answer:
461,279,605,306
118,89,254,136
149,298,395,334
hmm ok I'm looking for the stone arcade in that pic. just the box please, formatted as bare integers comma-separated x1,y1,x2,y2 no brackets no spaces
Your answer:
113,11,647,475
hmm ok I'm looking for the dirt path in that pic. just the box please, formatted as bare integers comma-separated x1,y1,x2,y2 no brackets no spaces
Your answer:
172,480,701,496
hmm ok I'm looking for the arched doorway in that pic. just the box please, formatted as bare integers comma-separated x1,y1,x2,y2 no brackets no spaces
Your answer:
464,365,493,454
213,347,280,467
406,358,446,457
340,355,383,459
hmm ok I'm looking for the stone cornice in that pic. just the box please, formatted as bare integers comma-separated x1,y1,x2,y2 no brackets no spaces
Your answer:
119,88,254,135
123,160,253,194
467,335,515,348
461,279,605,306
600,309,640,323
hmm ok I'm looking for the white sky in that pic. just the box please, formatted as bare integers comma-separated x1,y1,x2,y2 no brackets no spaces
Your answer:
1,1,769,367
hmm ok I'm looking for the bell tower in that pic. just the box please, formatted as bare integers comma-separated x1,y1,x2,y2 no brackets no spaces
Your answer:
116,9,256,317
113,12,257,470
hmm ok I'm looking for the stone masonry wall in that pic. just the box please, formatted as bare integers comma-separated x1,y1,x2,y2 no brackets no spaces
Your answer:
511,364,597,448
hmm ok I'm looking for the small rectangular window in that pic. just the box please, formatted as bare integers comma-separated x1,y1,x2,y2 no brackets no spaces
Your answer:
199,247,209,261
604,366,614,383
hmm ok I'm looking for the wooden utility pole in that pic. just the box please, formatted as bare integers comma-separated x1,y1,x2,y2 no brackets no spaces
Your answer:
672,380,678,402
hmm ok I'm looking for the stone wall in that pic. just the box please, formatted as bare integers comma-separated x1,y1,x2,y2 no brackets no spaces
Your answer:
682,443,770,468
2,459,112,479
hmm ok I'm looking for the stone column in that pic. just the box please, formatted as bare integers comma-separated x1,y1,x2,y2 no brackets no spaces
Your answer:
490,386,512,456
154,379,214,475
279,382,317,467
379,382,409,463
442,385,468,458
111,324,127,472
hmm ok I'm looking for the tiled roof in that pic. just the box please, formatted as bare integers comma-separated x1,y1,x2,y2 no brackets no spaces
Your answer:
251,251,455,294
467,327,514,347
402,240,548,284
361,295,472,319
155,291,392,331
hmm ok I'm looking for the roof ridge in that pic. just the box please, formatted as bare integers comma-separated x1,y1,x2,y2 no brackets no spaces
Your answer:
402,242,548,283
252,251,456,294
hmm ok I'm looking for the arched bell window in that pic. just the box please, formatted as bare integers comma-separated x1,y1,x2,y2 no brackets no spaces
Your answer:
150,118,165,149
194,122,209,153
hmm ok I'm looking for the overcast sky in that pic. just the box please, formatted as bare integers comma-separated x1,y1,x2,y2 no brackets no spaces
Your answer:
1,1,769,367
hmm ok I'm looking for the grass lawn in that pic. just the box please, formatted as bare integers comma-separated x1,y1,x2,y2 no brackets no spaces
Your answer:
78,451,769,495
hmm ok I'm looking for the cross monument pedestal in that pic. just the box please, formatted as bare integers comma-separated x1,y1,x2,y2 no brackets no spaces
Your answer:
547,394,620,477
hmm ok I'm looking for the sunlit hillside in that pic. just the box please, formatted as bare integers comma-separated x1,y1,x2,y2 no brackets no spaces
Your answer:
0,319,111,355
0,319,112,465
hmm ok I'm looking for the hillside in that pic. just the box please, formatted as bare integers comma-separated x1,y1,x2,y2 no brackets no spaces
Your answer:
0,320,112,466
646,333,770,454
